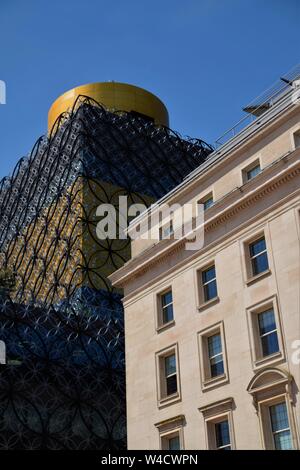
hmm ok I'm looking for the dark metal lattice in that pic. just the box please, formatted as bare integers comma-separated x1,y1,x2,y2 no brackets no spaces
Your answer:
0,96,213,449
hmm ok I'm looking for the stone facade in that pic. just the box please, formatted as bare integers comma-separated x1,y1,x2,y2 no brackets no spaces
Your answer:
110,90,300,450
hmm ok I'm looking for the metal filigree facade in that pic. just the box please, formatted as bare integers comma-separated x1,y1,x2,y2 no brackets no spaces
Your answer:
0,96,213,449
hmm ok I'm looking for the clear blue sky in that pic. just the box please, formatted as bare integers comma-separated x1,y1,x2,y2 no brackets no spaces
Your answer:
0,0,299,179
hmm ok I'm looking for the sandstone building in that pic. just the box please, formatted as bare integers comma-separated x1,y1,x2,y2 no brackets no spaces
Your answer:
110,73,300,450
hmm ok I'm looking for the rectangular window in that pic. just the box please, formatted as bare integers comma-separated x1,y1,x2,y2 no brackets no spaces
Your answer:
159,220,174,240
164,354,177,396
167,434,180,450
246,163,261,181
243,160,261,183
258,309,279,357
202,265,218,302
156,416,185,450
158,423,185,450
247,296,285,368
203,196,214,211
257,395,296,450
198,322,228,389
249,237,269,276
160,290,174,325
215,420,231,450
207,333,224,377
293,129,300,149
198,193,214,212
200,399,235,449
269,403,292,450
156,345,181,406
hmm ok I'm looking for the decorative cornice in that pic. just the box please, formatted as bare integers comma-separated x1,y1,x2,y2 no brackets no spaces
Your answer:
205,165,300,232
247,367,293,394
110,155,300,288
154,414,185,429
198,397,234,416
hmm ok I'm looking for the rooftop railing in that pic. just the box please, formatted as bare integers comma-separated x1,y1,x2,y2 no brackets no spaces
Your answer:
215,63,300,147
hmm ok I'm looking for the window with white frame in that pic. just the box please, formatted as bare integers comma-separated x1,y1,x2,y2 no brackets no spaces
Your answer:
155,415,185,450
246,297,284,368
199,398,235,450
257,308,279,357
248,236,269,277
201,264,218,302
214,419,232,450
164,354,177,396
198,322,228,389
156,345,181,405
269,402,293,450
157,289,174,327
247,369,297,450
162,432,181,450
207,333,224,378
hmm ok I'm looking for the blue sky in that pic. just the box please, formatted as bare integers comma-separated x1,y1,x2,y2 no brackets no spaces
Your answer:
0,0,299,179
